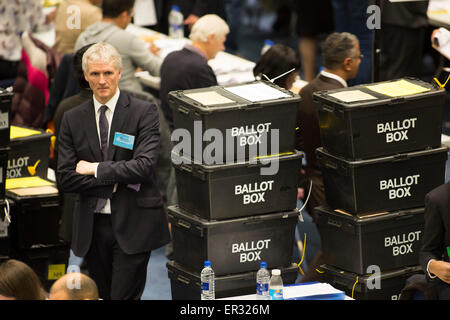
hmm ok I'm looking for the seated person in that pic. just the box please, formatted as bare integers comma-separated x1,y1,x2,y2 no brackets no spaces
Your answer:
159,14,229,131
253,43,301,90
49,273,99,300
420,181,450,300
0,259,46,300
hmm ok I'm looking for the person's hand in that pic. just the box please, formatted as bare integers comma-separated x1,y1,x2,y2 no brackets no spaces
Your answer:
429,260,450,284
431,28,440,50
148,42,161,56
76,160,97,175
184,14,199,30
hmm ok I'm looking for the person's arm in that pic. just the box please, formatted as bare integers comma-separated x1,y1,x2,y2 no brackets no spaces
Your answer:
96,102,160,185
129,36,163,76
420,193,447,280
56,112,114,197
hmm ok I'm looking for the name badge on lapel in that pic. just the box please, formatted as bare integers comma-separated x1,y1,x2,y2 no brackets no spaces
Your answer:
113,132,135,150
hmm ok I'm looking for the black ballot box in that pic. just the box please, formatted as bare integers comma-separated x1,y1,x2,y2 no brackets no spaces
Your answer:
173,151,302,220
317,264,423,300
314,77,445,160
316,145,448,214
168,205,300,276
13,242,70,291
316,206,424,274
7,125,53,180
169,80,300,162
0,89,12,147
167,260,299,300
6,177,61,250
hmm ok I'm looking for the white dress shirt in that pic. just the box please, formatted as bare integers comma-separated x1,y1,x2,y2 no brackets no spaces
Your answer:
320,70,348,88
92,89,120,214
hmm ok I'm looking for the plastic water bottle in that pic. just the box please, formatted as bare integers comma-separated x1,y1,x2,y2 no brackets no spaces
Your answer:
256,261,270,300
168,5,184,39
201,260,215,300
269,269,284,300
261,39,274,55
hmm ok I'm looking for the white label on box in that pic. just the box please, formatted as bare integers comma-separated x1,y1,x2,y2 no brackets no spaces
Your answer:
384,231,422,256
376,118,418,143
379,174,420,200
231,239,271,263
235,180,274,205
0,112,8,130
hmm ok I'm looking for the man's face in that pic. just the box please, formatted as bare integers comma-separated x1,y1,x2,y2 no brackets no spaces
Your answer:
349,42,362,79
84,59,121,104
205,33,226,60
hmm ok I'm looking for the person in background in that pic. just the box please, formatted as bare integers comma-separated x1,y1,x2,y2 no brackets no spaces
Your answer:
74,0,161,100
57,42,170,300
379,0,429,81
53,0,102,55
49,273,99,300
295,0,334,82
330,0,372,85
159,14,229,131
420,181,450,299
253,44,301,90
0,259,46,300
0,1,56,80
296,32,361,282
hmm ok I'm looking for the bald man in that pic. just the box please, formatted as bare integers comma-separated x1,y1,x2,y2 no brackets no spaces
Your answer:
49,273,99,300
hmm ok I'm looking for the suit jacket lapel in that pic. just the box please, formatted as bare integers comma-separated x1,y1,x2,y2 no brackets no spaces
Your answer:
84,100,103,161
108,92,130,160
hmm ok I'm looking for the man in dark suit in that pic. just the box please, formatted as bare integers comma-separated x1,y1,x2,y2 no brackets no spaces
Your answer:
420,182,450,299
159,14,229,131
296,32,361,282
297,32,361,221
57,42,170,300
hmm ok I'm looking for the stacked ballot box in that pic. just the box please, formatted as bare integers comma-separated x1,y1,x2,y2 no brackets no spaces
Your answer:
313,78,448,300
2,176,67,288
167,81,303,299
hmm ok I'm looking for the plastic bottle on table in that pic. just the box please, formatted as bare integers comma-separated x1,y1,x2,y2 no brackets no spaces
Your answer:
168,5,184,39
269,269,284,300
201,260,215,300
256,261,270,300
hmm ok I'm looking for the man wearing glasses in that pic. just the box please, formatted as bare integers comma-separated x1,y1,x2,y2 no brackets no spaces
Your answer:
295,32,361,281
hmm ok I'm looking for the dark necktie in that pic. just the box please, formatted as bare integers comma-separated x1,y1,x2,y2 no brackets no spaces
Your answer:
95,105,109,212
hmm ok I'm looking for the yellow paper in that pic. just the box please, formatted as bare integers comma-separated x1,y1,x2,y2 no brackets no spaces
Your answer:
10,125,41,140
48,264,66,280
6,176,54,189
366,79,430,97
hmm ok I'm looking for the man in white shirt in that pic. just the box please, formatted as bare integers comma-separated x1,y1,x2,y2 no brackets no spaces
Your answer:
296,32,361,282
57,42,170,300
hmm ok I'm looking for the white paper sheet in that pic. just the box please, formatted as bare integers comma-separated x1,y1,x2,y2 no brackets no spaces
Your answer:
224,82,290,102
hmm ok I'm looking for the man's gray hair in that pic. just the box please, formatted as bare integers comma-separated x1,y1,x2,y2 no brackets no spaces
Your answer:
189,14,230,43
82,42,122,73
322,32,359,70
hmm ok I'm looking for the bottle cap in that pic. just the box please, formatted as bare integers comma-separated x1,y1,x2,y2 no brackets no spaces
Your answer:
171,5,181,11
264,39,274,46
260,261,267,268
272,269,280,276
204,260,211,267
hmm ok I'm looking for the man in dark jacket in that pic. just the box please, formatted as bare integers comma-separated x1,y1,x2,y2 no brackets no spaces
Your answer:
159,14,229,131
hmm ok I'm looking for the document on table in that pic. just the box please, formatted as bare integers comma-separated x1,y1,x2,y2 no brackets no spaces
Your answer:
366,79,430,97
328,90,378,103
224,82,290,102
184,91,235,106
